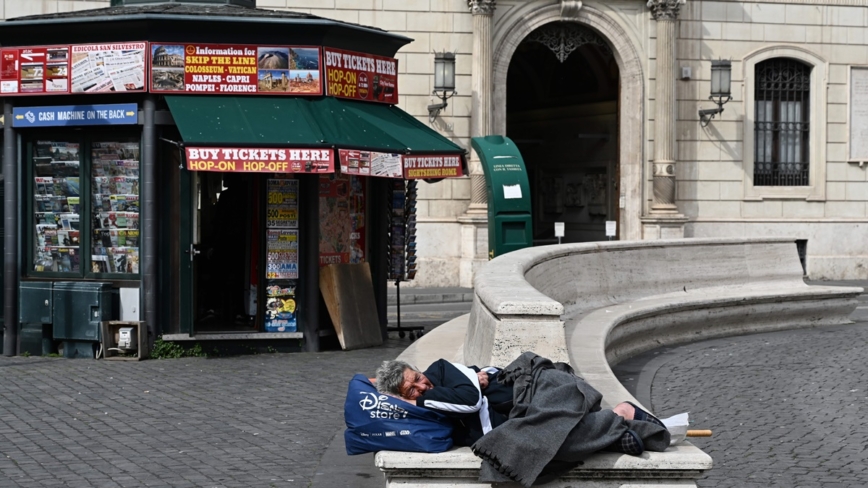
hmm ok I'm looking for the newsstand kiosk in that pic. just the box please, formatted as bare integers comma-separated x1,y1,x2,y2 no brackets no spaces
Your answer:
1,0,466,357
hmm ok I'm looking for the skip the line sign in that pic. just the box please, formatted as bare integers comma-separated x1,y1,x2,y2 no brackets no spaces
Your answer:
12,103,138,127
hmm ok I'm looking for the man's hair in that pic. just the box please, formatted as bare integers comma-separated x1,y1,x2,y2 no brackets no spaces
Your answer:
375,360,417,395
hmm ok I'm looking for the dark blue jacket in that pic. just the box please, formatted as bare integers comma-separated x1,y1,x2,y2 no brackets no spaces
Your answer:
418,359,513,445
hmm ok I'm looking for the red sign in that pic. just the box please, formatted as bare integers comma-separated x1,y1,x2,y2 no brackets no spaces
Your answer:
1,45,70,95
339,149,403,178
185,147,334,173
0,42,147,96
151,43,322,95
403,154,464,179
324,47,398,103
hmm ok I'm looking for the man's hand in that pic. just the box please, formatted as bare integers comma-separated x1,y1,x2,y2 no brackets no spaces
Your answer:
477,371,489,390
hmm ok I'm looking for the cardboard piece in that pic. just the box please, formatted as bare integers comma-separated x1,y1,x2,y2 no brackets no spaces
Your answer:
319,263,383,350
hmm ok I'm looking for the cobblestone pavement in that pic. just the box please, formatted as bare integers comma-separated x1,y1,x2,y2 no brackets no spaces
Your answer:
0,338,408,488
615,290,868,488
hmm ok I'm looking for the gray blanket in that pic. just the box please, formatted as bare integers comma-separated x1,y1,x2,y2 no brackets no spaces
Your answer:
471,352,670,487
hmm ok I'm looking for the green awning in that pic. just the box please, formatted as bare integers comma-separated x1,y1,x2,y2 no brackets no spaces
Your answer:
165,96,465,157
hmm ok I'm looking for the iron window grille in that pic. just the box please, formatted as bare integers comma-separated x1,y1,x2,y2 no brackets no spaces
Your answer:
754,58,811,186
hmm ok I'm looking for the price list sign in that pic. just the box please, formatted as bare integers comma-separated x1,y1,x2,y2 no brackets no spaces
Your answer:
266,178,299,280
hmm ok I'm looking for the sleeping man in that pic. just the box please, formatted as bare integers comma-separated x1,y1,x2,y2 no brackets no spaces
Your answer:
374,352,670,488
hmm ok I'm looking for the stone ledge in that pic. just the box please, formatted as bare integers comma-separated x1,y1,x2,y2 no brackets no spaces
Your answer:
376,238,863,488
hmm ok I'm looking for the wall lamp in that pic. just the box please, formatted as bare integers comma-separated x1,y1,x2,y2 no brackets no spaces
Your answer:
428,52,457,123
698,59,732,127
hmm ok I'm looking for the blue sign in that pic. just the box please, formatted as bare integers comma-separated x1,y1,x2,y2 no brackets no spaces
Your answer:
12,103,138,128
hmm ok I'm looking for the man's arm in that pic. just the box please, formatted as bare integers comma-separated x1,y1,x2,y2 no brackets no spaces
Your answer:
417,360,483,416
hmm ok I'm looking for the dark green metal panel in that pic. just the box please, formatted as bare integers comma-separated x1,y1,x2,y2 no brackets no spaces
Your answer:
20,282,53,324
52,282,114,342
470,135,533,259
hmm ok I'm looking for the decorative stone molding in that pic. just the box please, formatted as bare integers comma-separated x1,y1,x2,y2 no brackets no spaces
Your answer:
468,0,496,16
646,0,684,20
560,0,582,18
527,22,610,63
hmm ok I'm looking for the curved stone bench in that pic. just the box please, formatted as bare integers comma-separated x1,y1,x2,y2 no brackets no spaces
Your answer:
375,237,862,488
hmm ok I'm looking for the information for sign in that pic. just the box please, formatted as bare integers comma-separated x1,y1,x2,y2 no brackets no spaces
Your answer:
554,222,565,238
186,147,334,173
605,220,617,237
339,149,402,178
324,47,398,103
151,42,321,95
403,154,464,179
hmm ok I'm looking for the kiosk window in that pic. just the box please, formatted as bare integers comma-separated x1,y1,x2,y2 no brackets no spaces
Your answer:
33,140,82,273
30,137,141,276
91,141,140,274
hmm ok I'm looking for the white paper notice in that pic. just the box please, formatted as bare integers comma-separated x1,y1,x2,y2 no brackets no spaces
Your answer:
503,184,522,199
605,220,617,236
554,222,564,237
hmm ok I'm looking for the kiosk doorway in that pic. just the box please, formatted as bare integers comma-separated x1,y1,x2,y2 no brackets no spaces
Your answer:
194,172,259,332
506,22,621,244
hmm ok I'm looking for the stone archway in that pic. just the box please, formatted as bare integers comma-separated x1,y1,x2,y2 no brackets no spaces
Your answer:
492,3,645,240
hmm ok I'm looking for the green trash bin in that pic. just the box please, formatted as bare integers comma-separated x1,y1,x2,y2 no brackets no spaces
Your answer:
53,282,116,358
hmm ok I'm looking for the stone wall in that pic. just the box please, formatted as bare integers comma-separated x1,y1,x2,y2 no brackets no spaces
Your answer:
674,1,868,279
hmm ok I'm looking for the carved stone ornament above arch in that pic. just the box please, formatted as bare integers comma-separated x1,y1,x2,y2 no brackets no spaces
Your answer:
490,2,646,240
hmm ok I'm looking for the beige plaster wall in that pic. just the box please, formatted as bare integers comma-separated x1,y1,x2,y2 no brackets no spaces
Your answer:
676,1,868,279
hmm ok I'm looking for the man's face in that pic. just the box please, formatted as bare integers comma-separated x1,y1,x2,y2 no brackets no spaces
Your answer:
399,368,433,400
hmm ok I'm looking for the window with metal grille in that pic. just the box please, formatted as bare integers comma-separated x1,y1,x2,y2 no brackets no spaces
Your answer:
754,58,811,186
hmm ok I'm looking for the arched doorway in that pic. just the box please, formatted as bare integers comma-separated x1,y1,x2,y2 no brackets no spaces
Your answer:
507,22,619,244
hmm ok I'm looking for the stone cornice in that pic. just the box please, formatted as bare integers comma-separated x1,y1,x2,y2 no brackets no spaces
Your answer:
646,0,683,20
717,0,868,4
468,0,496,16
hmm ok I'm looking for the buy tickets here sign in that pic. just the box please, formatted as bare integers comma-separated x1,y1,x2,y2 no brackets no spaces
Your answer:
324,47,397,103
403,155,464,179
186,147,334,173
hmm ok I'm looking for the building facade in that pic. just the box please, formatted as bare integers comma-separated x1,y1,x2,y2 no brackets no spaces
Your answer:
9,0,868,285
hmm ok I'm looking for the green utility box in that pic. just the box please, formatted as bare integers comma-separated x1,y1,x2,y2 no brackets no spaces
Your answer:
471,135,533,259
19,282,54,355
53,282,116,358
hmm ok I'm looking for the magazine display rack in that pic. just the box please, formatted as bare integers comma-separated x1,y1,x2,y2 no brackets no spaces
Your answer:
91,142,140,274
387,179,421,340
33,141,82,272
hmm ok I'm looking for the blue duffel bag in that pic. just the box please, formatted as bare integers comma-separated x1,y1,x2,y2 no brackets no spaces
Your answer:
344,374,454,455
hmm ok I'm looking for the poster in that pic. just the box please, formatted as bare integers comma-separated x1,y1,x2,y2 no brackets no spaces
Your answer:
403,154,464,179
71,43,147,93
266,229,298,279
264,281,297,332
339,149,402,178
1,45,70,95
324,47,398,103
151,42,321,95
186,146,334,174
319,174,366,266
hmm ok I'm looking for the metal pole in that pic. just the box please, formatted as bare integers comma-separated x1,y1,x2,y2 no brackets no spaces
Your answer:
300,173,320,352
395,280,400,332
141,96,157,346
2,101,17,356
